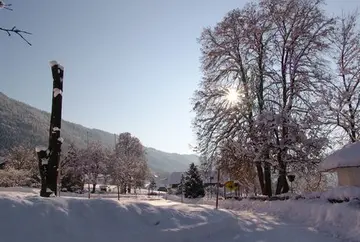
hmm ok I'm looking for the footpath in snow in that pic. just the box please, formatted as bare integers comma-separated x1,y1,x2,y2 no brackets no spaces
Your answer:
0,191,352,242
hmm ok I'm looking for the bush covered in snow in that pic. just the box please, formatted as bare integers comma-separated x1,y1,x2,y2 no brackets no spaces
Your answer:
0,145,40,187
0,168,36,187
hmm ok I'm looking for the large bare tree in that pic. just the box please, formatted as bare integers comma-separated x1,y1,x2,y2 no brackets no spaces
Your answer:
80,141,107,194
193,0,334,196
322,12,360,143
112,132,148,194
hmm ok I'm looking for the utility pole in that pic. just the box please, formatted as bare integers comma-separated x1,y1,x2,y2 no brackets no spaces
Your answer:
86,131,90,199
215,168,220,210
181,174,184,203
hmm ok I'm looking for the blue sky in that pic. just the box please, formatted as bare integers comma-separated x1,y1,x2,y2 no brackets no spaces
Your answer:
1,0,359,154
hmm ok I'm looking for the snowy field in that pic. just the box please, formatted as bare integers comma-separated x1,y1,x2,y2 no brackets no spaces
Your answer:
0,187,357,242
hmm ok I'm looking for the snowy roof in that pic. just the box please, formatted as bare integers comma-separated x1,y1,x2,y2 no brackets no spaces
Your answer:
168,172,185,185
319,141,360,171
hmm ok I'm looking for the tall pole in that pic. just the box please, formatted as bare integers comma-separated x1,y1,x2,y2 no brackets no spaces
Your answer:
181,174,184,203
215,168,220,210
36,61,64,197
86,131,90,199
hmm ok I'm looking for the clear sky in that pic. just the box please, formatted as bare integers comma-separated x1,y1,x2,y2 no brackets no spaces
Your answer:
1,0,359,154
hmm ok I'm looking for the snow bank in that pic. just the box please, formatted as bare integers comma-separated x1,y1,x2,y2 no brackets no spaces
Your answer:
166,194,360,241
320,141,360,171
320,186,360,201
225,199,360,241
0,191,348,242
0,193,238,242
0,186,39,194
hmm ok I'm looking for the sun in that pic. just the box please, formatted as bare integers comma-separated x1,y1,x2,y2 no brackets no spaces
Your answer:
225,88,239,104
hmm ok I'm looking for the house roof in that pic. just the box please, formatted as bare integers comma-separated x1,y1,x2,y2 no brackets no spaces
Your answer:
319,141,360,172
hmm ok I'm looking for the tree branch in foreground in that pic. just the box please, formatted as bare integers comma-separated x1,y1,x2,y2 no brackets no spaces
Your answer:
0,26,32,45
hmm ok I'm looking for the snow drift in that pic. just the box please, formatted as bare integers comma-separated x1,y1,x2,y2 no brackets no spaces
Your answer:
0,192,346,242
167,192,360,241
0,193,239,242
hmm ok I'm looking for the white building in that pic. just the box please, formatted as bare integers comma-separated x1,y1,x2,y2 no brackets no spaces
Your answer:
319,141,360,187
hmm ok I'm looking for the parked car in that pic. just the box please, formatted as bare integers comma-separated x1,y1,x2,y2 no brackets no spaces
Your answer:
157,187,167,192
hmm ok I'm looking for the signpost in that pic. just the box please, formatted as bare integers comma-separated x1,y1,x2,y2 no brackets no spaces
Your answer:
215,169,220,210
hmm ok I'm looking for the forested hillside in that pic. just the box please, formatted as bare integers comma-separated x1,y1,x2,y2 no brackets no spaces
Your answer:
0,92,198,174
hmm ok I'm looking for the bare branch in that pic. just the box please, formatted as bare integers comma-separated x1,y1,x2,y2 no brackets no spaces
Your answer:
1,2,32,45
0,26,32,45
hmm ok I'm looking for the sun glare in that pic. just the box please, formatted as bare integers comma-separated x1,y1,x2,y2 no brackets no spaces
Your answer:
225,88,239,104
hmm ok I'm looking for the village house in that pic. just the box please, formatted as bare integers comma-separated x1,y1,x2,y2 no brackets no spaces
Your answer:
319,141,360,187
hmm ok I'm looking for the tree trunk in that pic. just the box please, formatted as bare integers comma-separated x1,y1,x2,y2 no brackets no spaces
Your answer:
37,62,64,197
275,163,289,195
117,185,120,201
121,184,127,194
264,162,272,197
36,148,51,197
256,163,265,195
47,62,64,196
92,183,96,193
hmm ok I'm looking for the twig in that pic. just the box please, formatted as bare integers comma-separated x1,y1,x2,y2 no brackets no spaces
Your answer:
0,26,32,45
0,1,12,10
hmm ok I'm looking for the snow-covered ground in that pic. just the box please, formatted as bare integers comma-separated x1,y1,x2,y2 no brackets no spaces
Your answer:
166,187,360,241
0,188,354,242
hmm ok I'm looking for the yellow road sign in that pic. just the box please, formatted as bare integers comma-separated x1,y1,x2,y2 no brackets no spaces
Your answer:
224,181,238,191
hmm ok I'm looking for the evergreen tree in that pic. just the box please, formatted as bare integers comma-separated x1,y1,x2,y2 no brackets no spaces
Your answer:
184,163,205,198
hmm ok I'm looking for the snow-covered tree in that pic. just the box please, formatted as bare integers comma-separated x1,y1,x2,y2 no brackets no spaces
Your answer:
113,132,148,194
80,142,107,193
322,12,360,143
1,145,39,187
184,163,205,198
60,144,84,192
193,0,334,196
218,141,259,194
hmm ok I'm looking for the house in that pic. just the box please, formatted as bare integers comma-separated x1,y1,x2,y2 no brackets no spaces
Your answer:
319,141,360,187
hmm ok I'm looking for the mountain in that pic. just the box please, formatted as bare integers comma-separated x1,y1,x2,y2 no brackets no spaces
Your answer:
0,92,198,174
